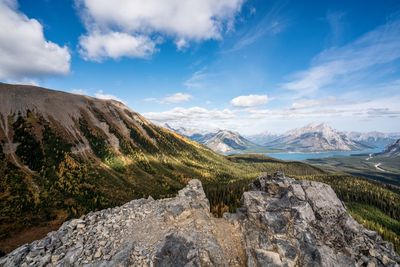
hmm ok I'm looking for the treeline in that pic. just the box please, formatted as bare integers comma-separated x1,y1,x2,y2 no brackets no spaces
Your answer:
204,179,251,216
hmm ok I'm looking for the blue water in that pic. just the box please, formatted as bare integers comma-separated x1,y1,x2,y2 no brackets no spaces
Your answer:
266,148,382,161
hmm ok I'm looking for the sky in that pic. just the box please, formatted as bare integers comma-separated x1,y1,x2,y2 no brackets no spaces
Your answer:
0,0,400,134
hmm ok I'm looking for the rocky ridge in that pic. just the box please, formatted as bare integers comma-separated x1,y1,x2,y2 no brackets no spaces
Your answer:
1,174,399,266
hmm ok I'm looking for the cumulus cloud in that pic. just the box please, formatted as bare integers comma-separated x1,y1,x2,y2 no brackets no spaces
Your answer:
0,0,70,81
79,32,157,61
145,93,193,104
282,18,400,94
95,90,127,104
76,0,245,61
231,94,268,107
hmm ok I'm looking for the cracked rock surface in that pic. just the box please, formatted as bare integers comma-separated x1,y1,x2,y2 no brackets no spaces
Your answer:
1,174,399,266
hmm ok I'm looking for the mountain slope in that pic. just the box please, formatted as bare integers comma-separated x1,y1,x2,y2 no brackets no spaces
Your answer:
165,125,258,154
0,83,325,253
376,139,400,158
345,131,400,148
245,131,280,146
199,130,258,153
0,83,233,252
266,123,370,152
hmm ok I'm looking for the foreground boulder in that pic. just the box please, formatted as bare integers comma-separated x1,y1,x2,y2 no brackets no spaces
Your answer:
1,174,399,266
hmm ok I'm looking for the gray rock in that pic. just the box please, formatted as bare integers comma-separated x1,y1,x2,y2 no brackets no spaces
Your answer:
0,176,399,267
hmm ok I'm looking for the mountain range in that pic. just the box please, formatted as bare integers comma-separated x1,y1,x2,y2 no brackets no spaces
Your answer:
263,123,372,152
168,123,400,153
164,125,258,154
345,131,400,148
0,83,399,258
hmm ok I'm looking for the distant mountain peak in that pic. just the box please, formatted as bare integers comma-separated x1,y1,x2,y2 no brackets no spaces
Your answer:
165,125,256,154
267,123,370,152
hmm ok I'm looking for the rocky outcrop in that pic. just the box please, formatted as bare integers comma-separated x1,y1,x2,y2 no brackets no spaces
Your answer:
1,174,399,267
237,173,399,266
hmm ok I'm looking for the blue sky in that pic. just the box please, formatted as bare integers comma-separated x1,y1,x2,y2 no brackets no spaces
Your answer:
1,0,400,134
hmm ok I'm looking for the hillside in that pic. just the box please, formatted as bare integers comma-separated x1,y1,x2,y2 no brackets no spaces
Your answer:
265,123,370,152
0,83,325,253
376,139,400,158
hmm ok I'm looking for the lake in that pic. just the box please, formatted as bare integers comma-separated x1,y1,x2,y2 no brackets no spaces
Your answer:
266,148,383,161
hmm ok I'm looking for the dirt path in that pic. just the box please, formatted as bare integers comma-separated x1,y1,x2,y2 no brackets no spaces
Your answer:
374,163,387,172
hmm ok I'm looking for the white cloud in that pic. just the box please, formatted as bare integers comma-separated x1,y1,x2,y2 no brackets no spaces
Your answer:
163,93,192,104
291,96,336,109
325,11,345,45
144,106,234,123
282,19,400,94
144,92,193,104
144,91,400,134
71,89,88,95
79,31,156,61
76,0,245,60
231,94,268,107
95,90,126,104
0,0,70,81
248,96,400,120
228,2,287,52
175,38,188,51
184,68,209,89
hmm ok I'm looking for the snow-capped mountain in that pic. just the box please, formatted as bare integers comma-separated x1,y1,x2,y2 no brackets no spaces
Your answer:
345,131,400,148
164,125,257,153
375,139,400,158
162,124,207,142
200,130,257,153
265,123,371,152
246,131,281,146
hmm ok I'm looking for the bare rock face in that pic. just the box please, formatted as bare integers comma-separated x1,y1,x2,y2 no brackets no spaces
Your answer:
239,173,399,266
1,175,399,267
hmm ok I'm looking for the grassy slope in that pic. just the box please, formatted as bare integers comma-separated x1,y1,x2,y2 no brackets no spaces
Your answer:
307,155,400,187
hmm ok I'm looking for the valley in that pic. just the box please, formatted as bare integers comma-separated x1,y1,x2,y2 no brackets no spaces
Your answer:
307,154,400,187
0,83,399,258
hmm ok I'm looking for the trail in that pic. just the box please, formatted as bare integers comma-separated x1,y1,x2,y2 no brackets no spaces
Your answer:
374,163,387,172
